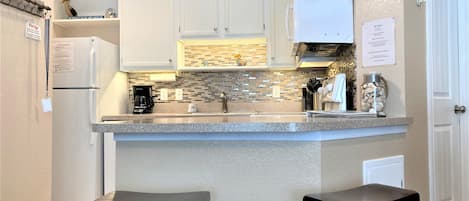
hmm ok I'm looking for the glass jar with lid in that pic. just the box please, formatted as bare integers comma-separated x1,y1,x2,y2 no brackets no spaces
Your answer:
360,72,387,117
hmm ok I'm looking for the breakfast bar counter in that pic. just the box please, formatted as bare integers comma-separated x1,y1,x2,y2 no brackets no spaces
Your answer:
93,114,411,141
94,114,412,200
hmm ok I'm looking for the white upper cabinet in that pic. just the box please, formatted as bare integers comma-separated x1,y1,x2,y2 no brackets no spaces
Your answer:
269,0,295,66
120,0,176,71
177,0,266,38
224,0,265,36
177,0,220,37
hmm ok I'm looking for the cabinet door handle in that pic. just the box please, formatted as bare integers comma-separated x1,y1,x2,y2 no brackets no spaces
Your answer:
225,27,229,32
285,0,292,41
213,27,218,32
169,59,173,63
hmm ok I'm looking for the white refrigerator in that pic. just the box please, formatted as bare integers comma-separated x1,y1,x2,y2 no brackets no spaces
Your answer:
52,37,128,201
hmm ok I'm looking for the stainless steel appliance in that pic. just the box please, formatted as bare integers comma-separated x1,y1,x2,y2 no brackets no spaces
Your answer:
133,85,154,114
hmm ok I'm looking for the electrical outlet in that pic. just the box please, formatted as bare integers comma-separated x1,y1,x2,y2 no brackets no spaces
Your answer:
175,88,183,100
272,86,281,98
160,88,168,101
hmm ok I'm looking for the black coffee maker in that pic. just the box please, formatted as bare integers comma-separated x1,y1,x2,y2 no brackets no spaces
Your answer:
133,85,154,114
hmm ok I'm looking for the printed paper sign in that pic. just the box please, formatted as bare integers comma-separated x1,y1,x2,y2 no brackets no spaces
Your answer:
362,18,396,67
53,42,75,72
25,21,41,41
41,97,52,113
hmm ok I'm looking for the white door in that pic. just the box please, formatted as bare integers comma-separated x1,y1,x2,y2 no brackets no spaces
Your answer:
427,0,465,201
120,0,175,71
224,0,265,36
52,89,102,201
269,0,295,66
458,0,469,200
177,0,219,37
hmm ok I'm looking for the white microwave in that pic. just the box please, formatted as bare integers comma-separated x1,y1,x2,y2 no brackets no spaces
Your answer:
288,0,354,44
288,0,354,67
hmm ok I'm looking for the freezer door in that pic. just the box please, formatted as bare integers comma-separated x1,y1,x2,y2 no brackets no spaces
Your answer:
52,89,103,201
53,37,97,88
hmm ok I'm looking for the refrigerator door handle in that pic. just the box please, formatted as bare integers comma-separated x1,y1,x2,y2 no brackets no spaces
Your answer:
89,90,97,145
89,46,97,88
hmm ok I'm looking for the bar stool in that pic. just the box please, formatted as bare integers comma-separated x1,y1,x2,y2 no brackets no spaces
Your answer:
95,191,210,201
303,184,420,201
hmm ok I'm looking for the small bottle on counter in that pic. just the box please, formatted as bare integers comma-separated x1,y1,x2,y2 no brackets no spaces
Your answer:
360,72,387,117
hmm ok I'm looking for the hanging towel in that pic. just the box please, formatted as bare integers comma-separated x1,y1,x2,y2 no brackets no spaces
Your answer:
331,73,347,111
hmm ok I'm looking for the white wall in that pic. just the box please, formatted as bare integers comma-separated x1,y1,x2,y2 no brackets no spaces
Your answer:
322,1,429,200
403,1,429,200
355,0,406,116
0,2,53,201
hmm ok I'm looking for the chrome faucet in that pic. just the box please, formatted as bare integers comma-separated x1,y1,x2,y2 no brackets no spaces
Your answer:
220,92,228,113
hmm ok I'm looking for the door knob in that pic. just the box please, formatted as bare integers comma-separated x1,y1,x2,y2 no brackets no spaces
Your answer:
455,105,466,114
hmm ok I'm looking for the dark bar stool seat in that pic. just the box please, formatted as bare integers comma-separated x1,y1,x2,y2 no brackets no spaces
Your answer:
304,184,420,201
95,191,210,201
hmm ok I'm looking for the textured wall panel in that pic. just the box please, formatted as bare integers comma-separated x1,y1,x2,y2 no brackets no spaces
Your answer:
117,141,322,201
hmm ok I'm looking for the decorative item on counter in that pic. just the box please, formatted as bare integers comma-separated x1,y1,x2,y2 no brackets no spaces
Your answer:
61,0,77,17
104,8,116,18
360,72,387,117
234,53,247,66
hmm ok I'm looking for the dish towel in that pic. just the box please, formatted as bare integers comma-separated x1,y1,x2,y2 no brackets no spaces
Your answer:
331,73,347,111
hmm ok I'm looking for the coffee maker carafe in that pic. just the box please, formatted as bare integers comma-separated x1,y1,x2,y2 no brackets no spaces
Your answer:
133,85,154,114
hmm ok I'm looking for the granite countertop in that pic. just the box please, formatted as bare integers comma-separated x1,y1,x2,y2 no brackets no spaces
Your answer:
93,113,411,134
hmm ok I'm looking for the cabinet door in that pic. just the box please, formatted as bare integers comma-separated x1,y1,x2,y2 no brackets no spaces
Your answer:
269,0,295,66
120,0,175,71
178,0,219,37
224,0,265,36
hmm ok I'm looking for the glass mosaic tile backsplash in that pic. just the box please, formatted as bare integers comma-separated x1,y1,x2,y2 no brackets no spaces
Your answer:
183,43,267,67
128,71,326,104
127,45,356,109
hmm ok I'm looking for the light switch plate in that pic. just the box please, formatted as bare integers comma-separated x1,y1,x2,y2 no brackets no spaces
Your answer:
160,88,168,101
273,86,281,98
175,89,183,100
